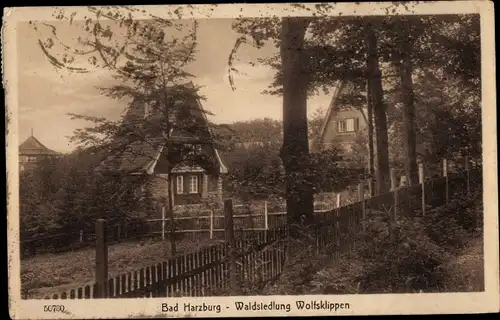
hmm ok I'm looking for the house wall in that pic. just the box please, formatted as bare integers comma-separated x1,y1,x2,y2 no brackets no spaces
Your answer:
18,154,59,172
148,171,224,212
172,172,203,205
149,173,170,205
322,107,367,152
207,174,223,207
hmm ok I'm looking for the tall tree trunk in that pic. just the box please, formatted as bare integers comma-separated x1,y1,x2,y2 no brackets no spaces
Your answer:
366,79,376,197
397,19,418,186
279,17,314,231
364,24,390,195
160,63,176,256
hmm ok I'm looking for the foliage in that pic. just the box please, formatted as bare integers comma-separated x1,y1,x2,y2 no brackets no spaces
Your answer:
19,150,156,239
224,143,284,201
32,7,222,243
438,190,483,233
308,192,482,294
218,118,359,202
388,69,481,166
422,207,468,250
263,226,327,295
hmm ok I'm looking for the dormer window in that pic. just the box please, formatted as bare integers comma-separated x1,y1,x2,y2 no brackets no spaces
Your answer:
195,144,202,154
185,144,202,155
189,175,199,194
337,118,359,133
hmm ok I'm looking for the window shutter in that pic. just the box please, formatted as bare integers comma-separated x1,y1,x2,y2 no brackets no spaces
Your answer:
355,118,360,132
334,121,338,132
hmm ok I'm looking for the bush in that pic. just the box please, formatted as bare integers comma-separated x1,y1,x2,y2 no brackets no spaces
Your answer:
262,228,327,295
350,215,451,293
310,253,364,294
450,192,483,233
310,192,483,294
20,150,157,243
423,206,468,250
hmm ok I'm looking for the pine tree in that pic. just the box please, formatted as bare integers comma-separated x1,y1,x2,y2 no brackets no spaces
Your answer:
33,7,216,255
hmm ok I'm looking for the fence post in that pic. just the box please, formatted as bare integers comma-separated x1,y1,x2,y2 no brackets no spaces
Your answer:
419,163,426,216
169,205,176,256
390,169,399,243
95,219,108,298
209,209,214,240
161,206,166,241
336,193,341,208
368,178,374,198
117,224,122,241
357,182,366,231
264,201,269,230
443,159,449,204
224,199,238,295
465,155,470,196
390,168,399,217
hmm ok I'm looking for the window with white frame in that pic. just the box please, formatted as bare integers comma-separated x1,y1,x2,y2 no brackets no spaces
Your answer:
189,175,199,194
346,118,355,131
195,144,202,154
176,175,184,194
185,144,203,156
337,118,357,133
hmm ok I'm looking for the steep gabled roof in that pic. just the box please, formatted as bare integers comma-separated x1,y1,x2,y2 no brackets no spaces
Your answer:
95,82,228,175
318,81,348,146
19,136,60,156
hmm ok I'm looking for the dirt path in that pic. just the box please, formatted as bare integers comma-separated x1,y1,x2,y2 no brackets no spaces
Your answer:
441,234,484,292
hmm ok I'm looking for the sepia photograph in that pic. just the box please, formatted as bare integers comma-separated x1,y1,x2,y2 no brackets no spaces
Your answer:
4,2,498,318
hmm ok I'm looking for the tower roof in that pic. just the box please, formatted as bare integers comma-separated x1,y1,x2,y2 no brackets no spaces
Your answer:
19,135,60,156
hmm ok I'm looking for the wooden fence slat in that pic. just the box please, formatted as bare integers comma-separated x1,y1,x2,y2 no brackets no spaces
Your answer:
145,266,151,298
175,257,181,296
160,261,167,296
167,259,174,297
187,253,194,297
132,271,138,297
178,256,185,296
194,251,199,297
197,250,203,296
108,278,114,298
127,272,132,296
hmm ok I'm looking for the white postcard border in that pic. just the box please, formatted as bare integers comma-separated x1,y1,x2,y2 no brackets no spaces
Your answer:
4,2,499,319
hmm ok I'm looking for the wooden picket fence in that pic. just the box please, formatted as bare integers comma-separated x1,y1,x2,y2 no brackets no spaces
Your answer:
42,228,286,299
313,164,483,257
39,159,482,300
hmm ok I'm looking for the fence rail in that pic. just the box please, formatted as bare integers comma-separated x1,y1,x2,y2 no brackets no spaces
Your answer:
20,202,333,258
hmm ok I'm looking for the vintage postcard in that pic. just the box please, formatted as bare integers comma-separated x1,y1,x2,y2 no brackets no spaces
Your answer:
4,2,499,319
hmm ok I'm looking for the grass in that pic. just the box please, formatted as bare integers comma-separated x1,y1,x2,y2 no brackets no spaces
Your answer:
440,234,484,292
21,235,219,299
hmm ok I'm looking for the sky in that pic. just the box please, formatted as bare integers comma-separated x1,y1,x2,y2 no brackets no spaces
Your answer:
17,18,332,153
